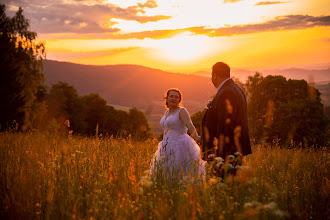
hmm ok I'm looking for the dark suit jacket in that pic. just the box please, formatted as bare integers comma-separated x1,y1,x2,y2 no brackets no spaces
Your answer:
201,79,251,160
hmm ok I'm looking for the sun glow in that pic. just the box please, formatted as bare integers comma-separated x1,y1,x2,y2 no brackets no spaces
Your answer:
146,31,212,63
29,0,330,72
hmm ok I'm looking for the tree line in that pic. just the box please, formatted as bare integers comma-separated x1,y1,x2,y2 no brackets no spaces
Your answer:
45,82,152,139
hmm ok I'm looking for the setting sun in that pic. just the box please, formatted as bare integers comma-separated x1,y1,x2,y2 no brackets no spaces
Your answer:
146,32,211,63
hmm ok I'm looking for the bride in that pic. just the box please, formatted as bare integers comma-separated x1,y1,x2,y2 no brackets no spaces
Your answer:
150,88,206,179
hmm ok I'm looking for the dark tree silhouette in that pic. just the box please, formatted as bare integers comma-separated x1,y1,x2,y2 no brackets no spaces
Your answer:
127,107,152,140
80,93,107,136
0,5,46,130
46,82,86,134
246,73,328,146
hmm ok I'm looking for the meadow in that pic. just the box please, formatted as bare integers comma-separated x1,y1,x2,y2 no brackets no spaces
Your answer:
0,132,329,219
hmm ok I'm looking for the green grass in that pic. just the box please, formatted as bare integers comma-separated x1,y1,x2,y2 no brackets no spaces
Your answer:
0,132,329,219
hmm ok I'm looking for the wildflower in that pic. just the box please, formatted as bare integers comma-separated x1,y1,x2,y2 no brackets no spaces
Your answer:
273,209,287,217
215,157,224,163
208,154,215,159
216,162,223,169
263,202,277,210
234,152,242,157
227,164,234,170
228,155,235,160
243,202,253,208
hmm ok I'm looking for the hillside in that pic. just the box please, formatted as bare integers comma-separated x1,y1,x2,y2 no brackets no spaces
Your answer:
43,60,216,132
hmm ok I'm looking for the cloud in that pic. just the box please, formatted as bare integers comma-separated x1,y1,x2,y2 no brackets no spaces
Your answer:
105,14,330,39
192,15,330,37
223,0,244,3
137,0,158,9
108,29,185,39
255,1,289,6
4,0,171,34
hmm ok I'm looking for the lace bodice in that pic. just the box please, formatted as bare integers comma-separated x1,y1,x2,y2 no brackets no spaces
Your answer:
160,107,188,139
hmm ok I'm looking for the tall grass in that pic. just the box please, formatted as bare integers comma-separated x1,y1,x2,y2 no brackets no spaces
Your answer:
0,132,329,219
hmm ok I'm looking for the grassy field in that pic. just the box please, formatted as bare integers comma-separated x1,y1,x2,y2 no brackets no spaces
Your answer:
0,132,329,219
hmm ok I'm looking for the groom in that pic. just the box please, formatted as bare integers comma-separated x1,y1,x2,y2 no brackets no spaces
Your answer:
201,62,251,162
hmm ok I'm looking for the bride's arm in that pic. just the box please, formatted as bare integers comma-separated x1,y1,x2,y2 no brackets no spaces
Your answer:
179,108,201,142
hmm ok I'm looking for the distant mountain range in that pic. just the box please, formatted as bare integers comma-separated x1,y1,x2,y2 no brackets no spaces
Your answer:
192,67,330,84
43,60,330,133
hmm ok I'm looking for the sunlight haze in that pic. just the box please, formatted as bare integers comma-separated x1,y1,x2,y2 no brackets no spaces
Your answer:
4,0,330,73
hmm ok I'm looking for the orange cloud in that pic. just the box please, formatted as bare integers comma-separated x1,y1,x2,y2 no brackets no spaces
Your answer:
255,1,289,6
105,15,330,39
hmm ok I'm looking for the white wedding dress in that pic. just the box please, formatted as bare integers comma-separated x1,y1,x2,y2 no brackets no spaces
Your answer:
150,107,206,178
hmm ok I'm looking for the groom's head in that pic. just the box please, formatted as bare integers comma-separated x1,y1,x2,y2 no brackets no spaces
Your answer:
211,62,230,88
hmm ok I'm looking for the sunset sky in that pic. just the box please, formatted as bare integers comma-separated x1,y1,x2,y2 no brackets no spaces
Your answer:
4,0,330,73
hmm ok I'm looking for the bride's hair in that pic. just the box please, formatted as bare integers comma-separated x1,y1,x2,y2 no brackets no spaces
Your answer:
165,88,182,108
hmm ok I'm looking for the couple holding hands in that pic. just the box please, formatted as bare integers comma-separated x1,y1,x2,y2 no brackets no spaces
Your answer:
151,62,252,179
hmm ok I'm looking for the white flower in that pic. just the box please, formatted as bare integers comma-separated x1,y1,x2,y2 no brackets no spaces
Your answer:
272,209,287,217
208,154,215,159
243,202,253,208
234,152,242,157
227,164,234,169
215,157,224,163
263,202,277,210
216,162,223,169
228,155,235,160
